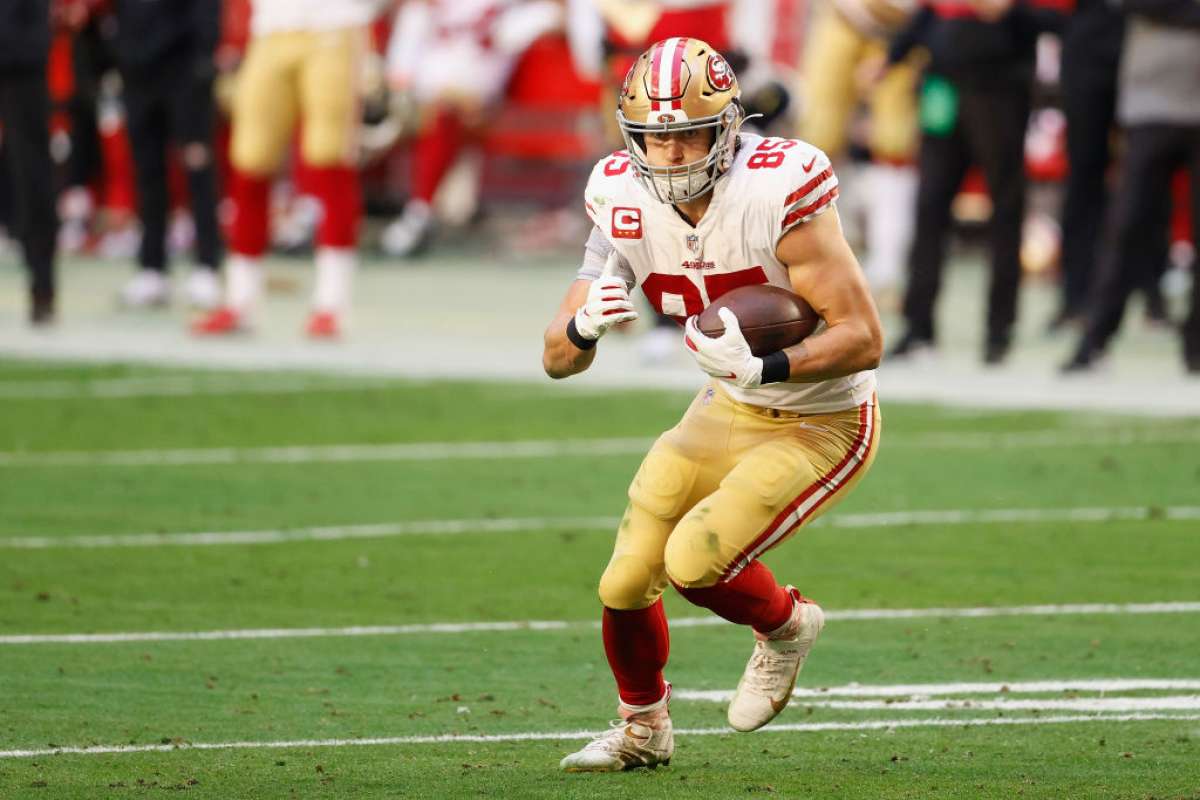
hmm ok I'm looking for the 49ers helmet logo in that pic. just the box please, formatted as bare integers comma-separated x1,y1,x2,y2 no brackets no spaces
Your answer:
706,54,733,91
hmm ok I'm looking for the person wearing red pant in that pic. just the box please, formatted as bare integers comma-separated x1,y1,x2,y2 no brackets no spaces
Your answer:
380,0,562,257
543,38,882,771
194,0,384,338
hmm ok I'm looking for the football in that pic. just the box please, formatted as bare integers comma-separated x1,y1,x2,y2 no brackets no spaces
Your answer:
697,285,820,356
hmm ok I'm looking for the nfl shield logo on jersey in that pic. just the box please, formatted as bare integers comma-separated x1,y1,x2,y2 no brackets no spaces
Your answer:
686,233,700,254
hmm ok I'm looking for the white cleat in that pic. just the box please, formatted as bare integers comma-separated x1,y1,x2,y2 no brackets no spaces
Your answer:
728,591,825,732
561,688,673,772
184,268,222,310
120,269,170,308
380,200,433,258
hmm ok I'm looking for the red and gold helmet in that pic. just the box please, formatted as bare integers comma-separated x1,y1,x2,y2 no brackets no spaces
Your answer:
617,37,745,203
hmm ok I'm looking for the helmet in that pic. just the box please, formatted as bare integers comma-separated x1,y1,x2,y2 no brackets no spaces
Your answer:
617,38,745,204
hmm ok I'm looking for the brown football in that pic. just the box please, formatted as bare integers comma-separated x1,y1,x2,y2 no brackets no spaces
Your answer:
697,285,820,356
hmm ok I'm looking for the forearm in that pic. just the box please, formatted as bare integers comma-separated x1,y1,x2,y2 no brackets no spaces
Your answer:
543,313,597,379
779,321,882,383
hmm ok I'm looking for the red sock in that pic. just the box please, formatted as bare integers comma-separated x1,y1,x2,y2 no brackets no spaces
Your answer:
602,599,669,707
308,165,361,248
411,108,464,204
227,169,270,257
673,561,793,635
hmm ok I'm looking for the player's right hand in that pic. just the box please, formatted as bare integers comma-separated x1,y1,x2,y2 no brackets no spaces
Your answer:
573,267,638,342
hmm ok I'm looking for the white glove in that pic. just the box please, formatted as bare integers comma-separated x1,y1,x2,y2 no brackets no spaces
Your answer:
573,253,638,342
684,307,765,390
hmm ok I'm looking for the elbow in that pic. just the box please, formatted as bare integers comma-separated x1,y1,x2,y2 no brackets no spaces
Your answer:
543,355,564,380
542,351,571,380
861,326,884,371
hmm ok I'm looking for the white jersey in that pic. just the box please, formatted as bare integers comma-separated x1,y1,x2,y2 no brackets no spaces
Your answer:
582,132,876,414
251,0,383,36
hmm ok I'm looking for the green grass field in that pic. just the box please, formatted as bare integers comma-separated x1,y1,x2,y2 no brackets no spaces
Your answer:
1,357,1199,799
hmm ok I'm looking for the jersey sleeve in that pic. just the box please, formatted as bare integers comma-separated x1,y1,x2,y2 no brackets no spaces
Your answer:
775,146,839,243
579,155,638,285
575,225,637,285
582,152,626,230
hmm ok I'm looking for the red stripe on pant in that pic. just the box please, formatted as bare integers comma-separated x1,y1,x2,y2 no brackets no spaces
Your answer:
603,599,669,707
724,400,872,580
673,560,794,635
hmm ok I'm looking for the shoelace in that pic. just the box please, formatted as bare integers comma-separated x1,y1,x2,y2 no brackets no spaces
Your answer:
743,642,800,695
582,720,639,753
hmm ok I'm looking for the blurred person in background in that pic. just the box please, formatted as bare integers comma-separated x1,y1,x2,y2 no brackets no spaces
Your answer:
798,0,920,307
380,0,565,258
1051,0,1170,333
1061,0,1200,374
54,0,114,256
886,0,1062,366
113,0,223,310
0,0,59,325
193,0,388,339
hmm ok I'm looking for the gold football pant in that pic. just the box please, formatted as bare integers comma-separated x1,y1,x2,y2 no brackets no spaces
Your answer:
799,3,919,162
230,27,365,174
599,385,880,610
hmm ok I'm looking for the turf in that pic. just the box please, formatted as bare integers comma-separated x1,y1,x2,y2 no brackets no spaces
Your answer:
1,358,1198,799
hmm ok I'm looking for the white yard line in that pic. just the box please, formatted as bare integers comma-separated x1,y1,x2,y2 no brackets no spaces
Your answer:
0,438,655,467
4,505,1198,549
4,601,1198,645
0,375,401,399
1,428,1198,467
0,517,622,549
680,678,1200,700
681,696,1200,712
1,713,1197,760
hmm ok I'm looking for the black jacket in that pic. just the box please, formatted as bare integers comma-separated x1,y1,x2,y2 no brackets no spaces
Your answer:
1061,0,1125,89
0,0,51,69
113,0,220,71
889,1,1065,90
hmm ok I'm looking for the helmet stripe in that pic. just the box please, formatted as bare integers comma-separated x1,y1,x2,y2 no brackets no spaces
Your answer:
655,37,681,111
669,38,686,109
648,40,666,111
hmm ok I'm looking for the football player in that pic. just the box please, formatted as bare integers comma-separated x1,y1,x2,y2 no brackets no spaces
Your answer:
542,37,883,772
192,0,385,338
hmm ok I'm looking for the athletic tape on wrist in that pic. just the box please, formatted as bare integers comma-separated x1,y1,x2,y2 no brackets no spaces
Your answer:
566,316,597,350
761,351,791,384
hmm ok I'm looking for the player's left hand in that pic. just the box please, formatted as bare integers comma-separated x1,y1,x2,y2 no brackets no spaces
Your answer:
684,308,764,390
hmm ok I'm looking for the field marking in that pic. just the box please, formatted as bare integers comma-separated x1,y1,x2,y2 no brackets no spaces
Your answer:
1,713,1197,760
0,438,655,467
4,601,1199,645
0,375,403,400
680,678,1200,700
0,517,622,549
680,696,1200,712
4,505,1199,550
781,697,1200,712
2,427,1199,467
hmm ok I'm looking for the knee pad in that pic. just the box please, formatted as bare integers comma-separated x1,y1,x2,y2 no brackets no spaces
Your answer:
598,555,665,610
663,519,724,589
627,446,699,521
721,443,808,508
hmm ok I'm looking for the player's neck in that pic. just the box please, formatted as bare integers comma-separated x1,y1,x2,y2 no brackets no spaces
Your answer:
673,194,712,227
